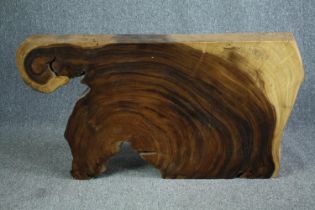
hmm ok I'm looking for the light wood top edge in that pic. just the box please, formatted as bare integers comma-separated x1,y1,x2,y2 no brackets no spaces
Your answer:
23,32,294,44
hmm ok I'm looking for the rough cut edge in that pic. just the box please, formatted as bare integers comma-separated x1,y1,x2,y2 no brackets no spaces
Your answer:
270,38,304,177
16,37,70,93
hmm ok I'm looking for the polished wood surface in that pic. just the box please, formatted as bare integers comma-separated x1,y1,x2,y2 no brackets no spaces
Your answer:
16,33,304,179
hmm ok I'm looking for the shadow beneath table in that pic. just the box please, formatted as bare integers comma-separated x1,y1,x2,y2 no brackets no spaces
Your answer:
99,142,161,178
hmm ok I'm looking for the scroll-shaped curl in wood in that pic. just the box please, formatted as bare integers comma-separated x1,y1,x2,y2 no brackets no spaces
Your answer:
16,34,304,179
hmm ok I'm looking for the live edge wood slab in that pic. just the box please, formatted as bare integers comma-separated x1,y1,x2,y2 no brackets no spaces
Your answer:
16,33,304,179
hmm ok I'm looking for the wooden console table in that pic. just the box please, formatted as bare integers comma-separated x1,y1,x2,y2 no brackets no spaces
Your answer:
16,33,304,179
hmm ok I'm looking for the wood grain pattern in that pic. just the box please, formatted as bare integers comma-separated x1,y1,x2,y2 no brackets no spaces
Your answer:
16,33,304,179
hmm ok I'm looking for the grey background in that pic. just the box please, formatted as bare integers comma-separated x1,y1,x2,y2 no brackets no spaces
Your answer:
0,0,314,209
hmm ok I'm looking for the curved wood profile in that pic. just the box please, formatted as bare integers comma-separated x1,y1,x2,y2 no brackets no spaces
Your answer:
16,33,304,179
